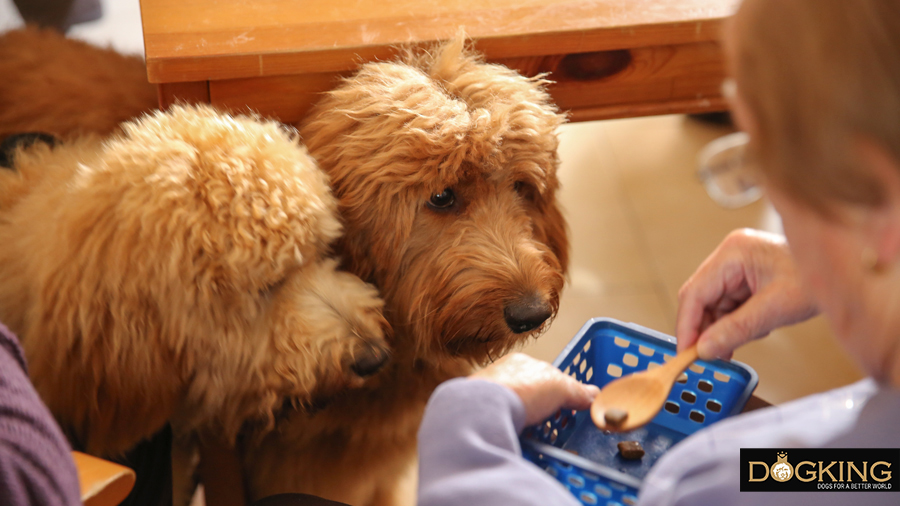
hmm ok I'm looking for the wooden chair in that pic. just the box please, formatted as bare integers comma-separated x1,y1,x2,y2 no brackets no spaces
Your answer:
73,451,136,506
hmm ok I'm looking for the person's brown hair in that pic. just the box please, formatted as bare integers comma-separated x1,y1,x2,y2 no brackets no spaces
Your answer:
730,0,900,214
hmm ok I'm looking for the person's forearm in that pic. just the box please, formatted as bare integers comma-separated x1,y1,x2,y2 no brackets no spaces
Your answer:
417,378,579,506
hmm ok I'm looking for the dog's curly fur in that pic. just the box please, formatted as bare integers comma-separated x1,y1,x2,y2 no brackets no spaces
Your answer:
0,104,389,457
0,26,158,140
243,39,568,505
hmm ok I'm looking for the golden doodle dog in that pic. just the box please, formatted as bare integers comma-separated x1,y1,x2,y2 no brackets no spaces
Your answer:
0,104,389,457
243,39,568,505
0,26,158,140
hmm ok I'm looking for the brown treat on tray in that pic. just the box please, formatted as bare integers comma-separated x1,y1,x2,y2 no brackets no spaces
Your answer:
617,441,645,460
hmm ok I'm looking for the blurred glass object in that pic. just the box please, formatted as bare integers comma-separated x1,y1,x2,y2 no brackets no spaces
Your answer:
697,132,762,208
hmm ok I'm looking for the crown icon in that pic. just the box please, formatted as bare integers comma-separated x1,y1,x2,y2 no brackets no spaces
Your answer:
777,452,787,460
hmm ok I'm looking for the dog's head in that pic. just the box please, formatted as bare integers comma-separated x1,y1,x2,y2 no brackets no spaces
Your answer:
35,105,389,448
300,40,568,364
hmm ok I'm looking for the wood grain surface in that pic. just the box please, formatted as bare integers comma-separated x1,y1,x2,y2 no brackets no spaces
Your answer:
204,39,728,124
140,0,740,83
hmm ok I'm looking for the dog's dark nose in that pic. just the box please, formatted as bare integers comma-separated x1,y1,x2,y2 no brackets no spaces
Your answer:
350,341,391,377
504,296,552,334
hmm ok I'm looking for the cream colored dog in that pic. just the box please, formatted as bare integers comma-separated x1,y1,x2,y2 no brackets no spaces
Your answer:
0,105,389,457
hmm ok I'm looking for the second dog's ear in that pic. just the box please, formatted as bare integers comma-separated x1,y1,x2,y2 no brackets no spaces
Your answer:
0,132,59,169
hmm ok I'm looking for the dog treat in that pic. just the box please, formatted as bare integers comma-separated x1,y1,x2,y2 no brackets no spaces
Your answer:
617,441,645,460
603,407,629,427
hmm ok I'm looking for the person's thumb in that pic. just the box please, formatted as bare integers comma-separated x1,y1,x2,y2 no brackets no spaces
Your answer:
562,377,599,411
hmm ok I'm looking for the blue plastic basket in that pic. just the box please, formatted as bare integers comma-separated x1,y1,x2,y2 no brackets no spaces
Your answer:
521,318,759,506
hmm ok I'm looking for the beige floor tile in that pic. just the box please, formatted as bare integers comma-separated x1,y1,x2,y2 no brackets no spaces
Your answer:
628,185,778,303
556,121,660,291
603,115,783,302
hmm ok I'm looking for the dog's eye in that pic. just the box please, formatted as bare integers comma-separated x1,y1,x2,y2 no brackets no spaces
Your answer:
427,188,456,210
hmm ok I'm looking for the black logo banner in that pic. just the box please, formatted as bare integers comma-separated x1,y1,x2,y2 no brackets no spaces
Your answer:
741,448,899,492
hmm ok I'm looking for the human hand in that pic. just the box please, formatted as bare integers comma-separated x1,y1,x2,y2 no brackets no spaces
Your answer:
676,229,819,360
471,353,600,427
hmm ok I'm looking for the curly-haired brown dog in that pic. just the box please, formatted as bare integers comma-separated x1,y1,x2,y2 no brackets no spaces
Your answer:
0,25,157,140
0,104,389,457
243,39,568,505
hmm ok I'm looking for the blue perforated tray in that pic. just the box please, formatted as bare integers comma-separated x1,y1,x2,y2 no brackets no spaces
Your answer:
521,318,758,506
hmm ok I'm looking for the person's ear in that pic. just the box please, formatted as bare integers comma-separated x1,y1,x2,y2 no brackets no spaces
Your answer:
728,84,761,142
857,139,900,269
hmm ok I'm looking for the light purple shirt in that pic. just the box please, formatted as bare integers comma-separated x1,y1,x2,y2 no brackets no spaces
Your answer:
639,378,900,506
418,377,900,506
418,378,580,506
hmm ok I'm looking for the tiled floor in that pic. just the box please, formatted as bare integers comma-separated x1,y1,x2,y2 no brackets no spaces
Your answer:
2,0,863,406
520,116,864,404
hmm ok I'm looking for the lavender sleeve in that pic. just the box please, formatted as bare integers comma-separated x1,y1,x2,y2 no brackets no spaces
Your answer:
417,378,580,506
638,378,900,506
0,323,81,506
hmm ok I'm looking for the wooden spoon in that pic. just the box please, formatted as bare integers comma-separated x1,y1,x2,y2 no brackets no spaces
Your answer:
590,344,699,432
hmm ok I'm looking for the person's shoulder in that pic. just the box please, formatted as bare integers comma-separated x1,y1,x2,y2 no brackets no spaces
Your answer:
637,380,879,506
825,383,900,448
660,378,878,458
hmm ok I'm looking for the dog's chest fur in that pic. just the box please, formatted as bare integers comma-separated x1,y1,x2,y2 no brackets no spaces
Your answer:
246,354,472,504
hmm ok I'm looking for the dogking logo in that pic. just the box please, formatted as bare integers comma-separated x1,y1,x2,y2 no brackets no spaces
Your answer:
770,452,793,482
741,448,900,492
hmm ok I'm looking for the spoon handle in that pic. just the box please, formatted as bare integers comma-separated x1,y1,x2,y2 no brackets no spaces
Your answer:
660,344,699,382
